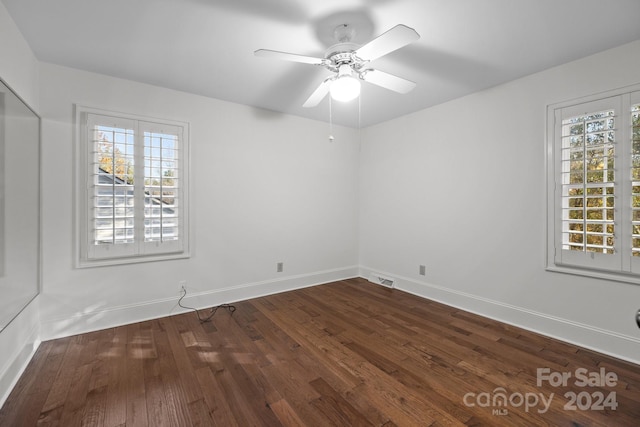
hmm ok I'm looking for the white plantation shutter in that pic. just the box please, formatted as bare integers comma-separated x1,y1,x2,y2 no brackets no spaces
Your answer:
628,91,640,274
77,107,189,266
86,114,137,259
554,97,621,271
141,121,183,255
549,87,640,280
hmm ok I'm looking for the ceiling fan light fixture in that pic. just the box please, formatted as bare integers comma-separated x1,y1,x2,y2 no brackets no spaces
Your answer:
330,73,361,102
256,24,420,108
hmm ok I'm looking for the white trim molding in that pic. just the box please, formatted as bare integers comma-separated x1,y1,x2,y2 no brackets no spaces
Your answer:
0,302,41,409
40,266,359,341
359,265,640,365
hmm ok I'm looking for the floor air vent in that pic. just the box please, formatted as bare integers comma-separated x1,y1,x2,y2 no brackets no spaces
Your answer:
368,273,395,288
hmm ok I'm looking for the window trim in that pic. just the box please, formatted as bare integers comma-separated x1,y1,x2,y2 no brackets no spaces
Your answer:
546,83,640,284
74,105,190,268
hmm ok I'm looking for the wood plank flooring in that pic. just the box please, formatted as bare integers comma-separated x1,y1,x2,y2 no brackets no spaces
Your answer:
1,278,639,426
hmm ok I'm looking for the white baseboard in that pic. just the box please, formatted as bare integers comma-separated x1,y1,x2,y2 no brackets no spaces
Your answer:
359,266,640,366
40,266,359,341
0,309,40,409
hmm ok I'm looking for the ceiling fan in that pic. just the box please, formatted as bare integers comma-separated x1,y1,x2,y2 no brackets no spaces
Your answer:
254,23,420,108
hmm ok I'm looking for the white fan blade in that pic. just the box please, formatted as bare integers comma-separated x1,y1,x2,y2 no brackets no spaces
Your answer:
354,24,419,62
303,77,333,108
254,49,326,66
361,69,416,94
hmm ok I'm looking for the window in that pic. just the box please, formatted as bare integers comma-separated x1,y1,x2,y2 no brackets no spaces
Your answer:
76,106,189,266
547,85,640,281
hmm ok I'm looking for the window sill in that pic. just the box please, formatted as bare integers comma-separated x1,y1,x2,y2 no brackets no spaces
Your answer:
77,251,190,269
546,264,640,286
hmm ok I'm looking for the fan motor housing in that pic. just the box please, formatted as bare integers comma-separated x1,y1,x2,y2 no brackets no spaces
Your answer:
325,42,360,66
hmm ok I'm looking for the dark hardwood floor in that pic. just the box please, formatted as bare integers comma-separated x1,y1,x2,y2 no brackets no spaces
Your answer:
1,278,639,426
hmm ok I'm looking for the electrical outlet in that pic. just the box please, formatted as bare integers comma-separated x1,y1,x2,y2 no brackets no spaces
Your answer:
277,262,284,273
179,280,187,293
419,265,426,276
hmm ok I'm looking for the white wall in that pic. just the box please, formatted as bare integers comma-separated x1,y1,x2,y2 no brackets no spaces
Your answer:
359,40,640,364
0,2,41,407
0,3,38,110
38,62,360,339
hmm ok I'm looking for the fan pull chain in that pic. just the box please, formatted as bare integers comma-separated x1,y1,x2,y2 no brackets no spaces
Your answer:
359,91,362,126
358,90,362,147
328,96,334,142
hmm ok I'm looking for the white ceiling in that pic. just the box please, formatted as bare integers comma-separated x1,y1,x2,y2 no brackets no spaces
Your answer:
3,0,640,127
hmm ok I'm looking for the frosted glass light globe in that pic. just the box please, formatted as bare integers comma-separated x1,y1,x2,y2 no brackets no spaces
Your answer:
330,75,361,102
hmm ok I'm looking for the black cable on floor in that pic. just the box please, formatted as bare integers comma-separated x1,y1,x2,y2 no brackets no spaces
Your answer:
178,287,236,323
